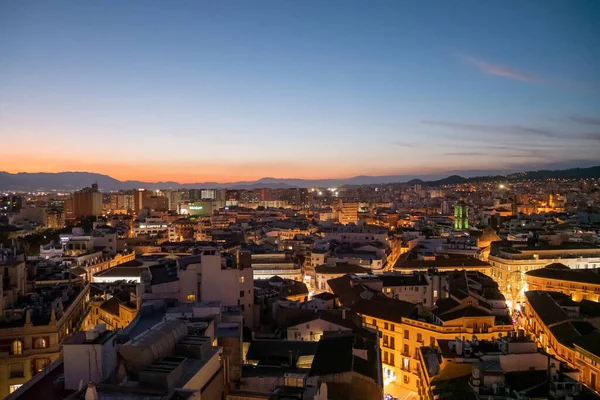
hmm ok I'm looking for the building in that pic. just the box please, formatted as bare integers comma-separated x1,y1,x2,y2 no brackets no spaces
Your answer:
72,183,102,217
11,315,228,400
418,334,583,400
525,263,600,302
315,264,371,292
144,195,169,211
133,188,149,214
0,195,22,213
454,198,469,230
489,243,600,308
340,202,359,225
251,253,303,281
285,310,361,341
322,224,390,247
84,286,138,330
237,330,382,400
141,249,255,328
0,251,90,398
523,290,600,394
328,270,513,398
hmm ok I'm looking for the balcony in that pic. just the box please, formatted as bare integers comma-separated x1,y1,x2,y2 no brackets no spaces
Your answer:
10,371,24,379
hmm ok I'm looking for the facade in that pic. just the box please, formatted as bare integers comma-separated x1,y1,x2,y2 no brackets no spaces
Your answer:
251,253,302,281
142,250,255,328
489,243,600,308
525,263,600,302
0,272,89,398
84,289,138,331
340,202,358,225
328,270,512,398
72,183,102,217
523,290,600,394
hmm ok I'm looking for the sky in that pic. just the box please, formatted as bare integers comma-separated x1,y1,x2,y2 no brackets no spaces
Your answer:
1,0,599,183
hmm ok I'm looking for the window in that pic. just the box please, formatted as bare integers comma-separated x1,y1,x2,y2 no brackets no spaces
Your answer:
384,322,389,330
433,290,438,298
404,344,409,355
390,352,395,366
240,290,245,298
390,324,395,332
403,357,410,370
383,351,389,364
186,294,196,302
9,385,22,394
383,334,389,347
417,333,423,343
404,330,409,340
35,358,50,372
12,340,22,355
390,336,395,349
372,318,376,326
34,338,47,349
403,375,410,384
240,276,245,283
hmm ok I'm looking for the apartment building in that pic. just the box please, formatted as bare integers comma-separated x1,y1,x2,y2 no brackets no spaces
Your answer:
525,263,600,302
523,290,600,394
0,252,89,398
329,271,512,398
141,249,255,328
489,243,600,308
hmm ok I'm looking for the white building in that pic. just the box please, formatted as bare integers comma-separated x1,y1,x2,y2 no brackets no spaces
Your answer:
142,249,255,327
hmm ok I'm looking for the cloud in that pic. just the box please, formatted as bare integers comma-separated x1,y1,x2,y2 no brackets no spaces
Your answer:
461,55,543,84
582,133,600,141
421,120,559,138
570,116,600,126
391,141,417,148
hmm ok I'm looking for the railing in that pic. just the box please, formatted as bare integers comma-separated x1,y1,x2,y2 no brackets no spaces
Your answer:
9,371,24,379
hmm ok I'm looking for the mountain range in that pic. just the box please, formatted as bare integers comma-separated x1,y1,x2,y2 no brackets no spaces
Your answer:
0,166,599,191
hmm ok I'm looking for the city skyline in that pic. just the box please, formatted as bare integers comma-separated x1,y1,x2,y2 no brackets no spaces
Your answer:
1,1,599,182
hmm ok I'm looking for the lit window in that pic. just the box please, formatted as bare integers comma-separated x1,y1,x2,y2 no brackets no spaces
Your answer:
12,340,22,355
9,385,22,394
34,338,47,349
433,290,438,298
187,294,196,302
240,276,245,283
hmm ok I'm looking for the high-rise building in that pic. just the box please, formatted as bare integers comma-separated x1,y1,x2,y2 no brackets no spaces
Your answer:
453,198,469,230
166,190,183,211
200,189,216,200
340,202,358,225
144,196,169,211
133,189,149,214
110,193,126,210
72,183,102,217
0,195,22,213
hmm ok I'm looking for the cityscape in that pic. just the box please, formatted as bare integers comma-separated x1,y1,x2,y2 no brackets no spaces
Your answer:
2,1,600,400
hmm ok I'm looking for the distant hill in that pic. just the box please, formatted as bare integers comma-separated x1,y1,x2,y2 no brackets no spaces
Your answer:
0,165,599,191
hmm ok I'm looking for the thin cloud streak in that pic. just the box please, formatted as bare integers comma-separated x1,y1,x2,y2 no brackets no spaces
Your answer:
421,120,559,138
391,141,417,148
461,54,543,84
570,116,600,126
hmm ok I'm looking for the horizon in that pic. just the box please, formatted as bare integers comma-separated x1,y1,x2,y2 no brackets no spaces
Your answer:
1,164,599,187
2,1,600,181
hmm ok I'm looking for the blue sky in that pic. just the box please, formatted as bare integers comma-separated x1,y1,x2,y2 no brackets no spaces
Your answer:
1,0,599,182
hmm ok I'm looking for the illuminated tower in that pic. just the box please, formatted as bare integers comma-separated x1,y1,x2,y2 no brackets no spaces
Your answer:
454,198,469,230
